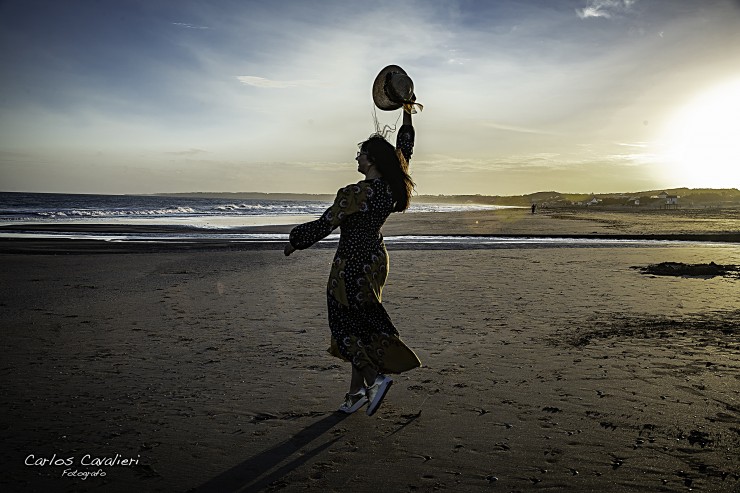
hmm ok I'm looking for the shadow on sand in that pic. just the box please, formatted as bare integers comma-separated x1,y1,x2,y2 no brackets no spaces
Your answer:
189,412,348,493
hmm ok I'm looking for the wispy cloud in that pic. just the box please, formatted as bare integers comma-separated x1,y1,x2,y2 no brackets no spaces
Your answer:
172,22,209,30
236,76,328,89
616,142,648,148
576,0,638,19
605,152,660,166
480,121,559,136
418,153,568,172
166,148,208,156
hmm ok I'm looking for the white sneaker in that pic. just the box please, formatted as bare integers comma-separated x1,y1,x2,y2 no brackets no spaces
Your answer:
338,389,368,414
366,375,393,416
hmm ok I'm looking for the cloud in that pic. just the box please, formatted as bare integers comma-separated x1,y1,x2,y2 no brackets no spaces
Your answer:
417,152,568,173
236,76,329,89
5,0,735,195
172,22,208,30
576,0,637,19
480,121,559,136
166,148,208,156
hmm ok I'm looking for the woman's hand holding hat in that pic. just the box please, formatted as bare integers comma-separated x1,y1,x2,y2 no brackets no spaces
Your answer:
373,65,422,114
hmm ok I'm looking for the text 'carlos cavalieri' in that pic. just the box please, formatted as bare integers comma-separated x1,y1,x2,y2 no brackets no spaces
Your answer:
26,453,141,480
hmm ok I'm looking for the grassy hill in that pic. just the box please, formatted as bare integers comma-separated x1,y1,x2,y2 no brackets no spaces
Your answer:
414,188,740,208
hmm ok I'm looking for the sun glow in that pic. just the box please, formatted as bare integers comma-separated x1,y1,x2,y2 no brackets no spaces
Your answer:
656,77,740,188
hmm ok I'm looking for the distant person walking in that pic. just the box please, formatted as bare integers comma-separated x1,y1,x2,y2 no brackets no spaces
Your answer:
531,203,537,214
284,66,422,416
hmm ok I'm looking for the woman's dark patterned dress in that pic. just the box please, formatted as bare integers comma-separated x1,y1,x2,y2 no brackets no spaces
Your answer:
289,125,421,374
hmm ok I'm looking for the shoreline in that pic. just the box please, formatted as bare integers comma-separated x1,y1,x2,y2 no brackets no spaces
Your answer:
1,207,738,254
0,234,738,256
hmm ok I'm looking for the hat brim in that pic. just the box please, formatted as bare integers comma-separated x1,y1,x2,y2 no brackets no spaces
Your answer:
372,65,408,111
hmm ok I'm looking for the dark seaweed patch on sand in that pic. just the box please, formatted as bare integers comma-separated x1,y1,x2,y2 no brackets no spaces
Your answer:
632,261,740,278
566,310,740,347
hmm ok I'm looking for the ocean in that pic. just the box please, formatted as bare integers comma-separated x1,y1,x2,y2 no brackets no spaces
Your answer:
0,192,727,248
0,192,520,245
0,191,505,228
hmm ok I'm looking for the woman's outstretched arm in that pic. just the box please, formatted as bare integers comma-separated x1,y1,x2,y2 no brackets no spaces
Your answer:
397,110,415,163
284,182,372,255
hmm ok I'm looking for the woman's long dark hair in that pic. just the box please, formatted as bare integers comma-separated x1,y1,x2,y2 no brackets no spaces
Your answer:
360,135,415,212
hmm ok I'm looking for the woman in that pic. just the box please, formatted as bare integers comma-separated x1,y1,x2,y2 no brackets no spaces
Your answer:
284,111,421,416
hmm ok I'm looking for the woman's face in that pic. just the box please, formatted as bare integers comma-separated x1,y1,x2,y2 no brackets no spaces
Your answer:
356,150,373,175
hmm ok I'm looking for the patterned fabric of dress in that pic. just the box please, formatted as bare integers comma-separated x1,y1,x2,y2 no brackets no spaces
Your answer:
288,125,421,374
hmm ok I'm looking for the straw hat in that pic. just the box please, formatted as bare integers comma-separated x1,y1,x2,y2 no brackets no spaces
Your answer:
372,65,417,111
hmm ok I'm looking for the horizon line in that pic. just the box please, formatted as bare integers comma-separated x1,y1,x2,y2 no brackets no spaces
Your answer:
2,187,739,198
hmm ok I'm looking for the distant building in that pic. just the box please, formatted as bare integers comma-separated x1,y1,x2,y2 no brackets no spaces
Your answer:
585,197,601,206
665,195,679,208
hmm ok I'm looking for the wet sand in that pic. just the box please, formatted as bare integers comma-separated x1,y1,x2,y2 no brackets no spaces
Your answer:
1,208,739,492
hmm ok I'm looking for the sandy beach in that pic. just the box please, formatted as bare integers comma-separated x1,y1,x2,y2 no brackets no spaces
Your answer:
1,208,739,492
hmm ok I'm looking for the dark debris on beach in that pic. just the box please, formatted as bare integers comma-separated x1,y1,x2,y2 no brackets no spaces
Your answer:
632,261,740,278
566,310,740,347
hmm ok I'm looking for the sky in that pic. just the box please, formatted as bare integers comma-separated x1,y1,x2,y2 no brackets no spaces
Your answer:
1,0,739,196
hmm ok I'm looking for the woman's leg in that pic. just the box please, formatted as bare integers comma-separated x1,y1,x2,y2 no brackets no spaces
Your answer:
349,365,365,394
359,365,378,388
350,364,378,393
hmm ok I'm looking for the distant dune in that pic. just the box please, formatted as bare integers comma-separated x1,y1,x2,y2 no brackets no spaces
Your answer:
157,188,740,208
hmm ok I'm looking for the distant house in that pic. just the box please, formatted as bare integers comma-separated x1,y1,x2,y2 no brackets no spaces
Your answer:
585,197,601,206
665,195,679,208
658,191,669,199
628,197,641,206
